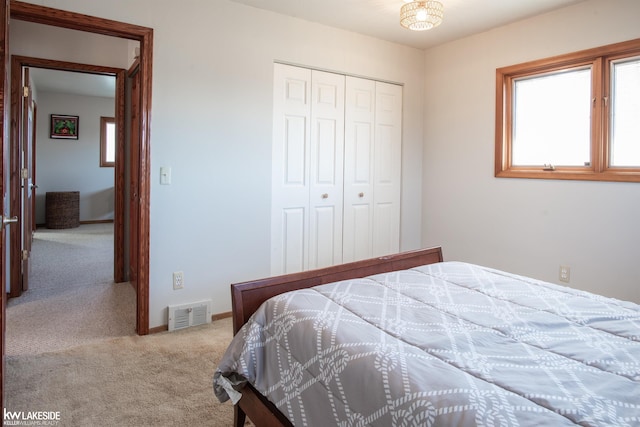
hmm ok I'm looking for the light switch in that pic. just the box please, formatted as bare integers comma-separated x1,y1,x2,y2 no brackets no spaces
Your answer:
160,167,171,185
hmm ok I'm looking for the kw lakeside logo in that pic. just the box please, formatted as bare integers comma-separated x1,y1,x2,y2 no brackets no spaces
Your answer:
3,409,61,426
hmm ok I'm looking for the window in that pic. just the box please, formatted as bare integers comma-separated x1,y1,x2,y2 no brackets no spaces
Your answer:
495,38,640,182
100,116,116,167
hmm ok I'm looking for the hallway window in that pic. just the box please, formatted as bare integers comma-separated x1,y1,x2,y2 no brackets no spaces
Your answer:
100,116,116,167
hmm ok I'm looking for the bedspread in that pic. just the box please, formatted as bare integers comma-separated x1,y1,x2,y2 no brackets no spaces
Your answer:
214,262,640,426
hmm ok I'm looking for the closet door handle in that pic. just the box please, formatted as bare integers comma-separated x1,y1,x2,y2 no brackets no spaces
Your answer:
321,193,329,199
358,192,364,198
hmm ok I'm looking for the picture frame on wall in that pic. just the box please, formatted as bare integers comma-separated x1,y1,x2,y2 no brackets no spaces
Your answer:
50,114,79,139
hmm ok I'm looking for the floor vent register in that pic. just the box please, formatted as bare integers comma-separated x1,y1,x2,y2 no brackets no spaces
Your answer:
168,300,212,331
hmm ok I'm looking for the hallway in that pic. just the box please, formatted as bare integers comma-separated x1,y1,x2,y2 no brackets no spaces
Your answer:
5,223,136,355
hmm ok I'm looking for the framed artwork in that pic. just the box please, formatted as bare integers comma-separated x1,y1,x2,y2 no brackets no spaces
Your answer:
50,114,79,139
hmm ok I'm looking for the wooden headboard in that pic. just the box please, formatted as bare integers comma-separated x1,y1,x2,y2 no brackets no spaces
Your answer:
230,247,443,334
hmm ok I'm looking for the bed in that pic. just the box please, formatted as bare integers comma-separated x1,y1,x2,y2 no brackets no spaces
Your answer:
213,247,640,426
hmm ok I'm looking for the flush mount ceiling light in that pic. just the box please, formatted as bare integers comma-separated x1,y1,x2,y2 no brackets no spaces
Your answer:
400,0,444,31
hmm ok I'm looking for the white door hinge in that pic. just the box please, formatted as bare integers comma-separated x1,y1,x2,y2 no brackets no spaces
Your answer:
21,168,28,179
23,86,29,97
22,250,28,261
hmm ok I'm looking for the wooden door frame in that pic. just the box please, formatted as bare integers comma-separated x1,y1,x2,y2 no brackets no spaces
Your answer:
30,100,36,232
1,0,9,412
9,56,126,298
9,0,153,335
127,60,141,286
18,65,32,295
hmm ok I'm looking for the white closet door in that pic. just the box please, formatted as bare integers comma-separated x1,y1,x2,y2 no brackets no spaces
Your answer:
272,63,401,274
372,82,402,257
308,70,345,269
343,77,375,262
271,64,312,274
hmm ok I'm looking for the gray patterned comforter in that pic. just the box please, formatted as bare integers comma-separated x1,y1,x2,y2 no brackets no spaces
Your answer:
213,262,640,426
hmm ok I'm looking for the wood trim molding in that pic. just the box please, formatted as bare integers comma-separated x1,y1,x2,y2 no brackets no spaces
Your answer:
1,0,8,412
212,311,232,321
148,324,168,334
8,55,20,298
10,0,154,334
137,27,153,336
10,1,152,40
113,70,125,283
495,37,640,182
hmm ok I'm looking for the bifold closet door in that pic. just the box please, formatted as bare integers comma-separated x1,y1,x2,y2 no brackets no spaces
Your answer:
271,64,311,274
372,81,402,257
271,64,345,275
308,71,345,270
343,77,402,262
343,77,375,262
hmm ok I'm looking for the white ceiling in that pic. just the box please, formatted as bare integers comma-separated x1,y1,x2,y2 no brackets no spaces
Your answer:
29,68,115,99
28,0,587,97
229,0,588,50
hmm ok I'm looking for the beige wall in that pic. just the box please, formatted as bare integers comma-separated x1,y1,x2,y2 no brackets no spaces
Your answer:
18,0,638,328
17,0,426,327
422,0,640,303
34,92,115,224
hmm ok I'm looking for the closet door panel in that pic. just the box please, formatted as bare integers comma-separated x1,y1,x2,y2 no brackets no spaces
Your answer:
314,119,338,183
310,205,339,269
373,82,402,257
309,70,345,269
343,77,375,262
281,207,306,273
344,204,372,262
283,116,307,184
272,64,312,274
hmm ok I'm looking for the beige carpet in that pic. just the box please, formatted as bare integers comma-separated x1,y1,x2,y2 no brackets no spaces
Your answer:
5,318,236,426
6,223,136,355
4,224,240,426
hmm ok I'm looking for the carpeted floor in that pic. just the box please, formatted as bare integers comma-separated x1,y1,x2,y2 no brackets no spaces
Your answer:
6,223,136,355
5,319,235,426
4,224,238,425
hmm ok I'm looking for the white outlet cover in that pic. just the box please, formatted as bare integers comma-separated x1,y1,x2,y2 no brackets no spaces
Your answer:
173,271,184,289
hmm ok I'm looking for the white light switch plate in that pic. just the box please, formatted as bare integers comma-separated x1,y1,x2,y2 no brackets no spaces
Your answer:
160,167,171,185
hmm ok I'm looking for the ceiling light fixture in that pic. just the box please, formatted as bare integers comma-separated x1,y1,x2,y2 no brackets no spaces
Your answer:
400,0,444,31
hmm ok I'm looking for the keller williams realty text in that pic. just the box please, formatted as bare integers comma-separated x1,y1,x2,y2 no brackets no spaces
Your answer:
4,409,61,424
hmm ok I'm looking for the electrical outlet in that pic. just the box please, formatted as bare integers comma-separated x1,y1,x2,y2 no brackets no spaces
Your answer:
173,271,184,290
559,265,570,283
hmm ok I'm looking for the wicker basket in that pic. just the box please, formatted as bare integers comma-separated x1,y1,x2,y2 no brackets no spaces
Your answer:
46,191,80,229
